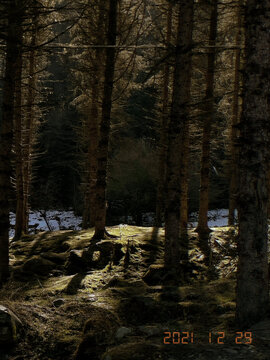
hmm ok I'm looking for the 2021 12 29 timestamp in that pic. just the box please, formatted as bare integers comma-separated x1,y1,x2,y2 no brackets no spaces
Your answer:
163,331,253,345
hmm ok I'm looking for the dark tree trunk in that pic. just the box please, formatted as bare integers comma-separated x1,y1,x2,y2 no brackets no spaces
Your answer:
14,41,23,240
0,2,23,284
93,0,118,240
22,9,38,235
268,170,270,217
82,78,100,229
196,0,218,237
155,1,172,228
179,120,190,259
82,2,104,230
236,0,270,328
164,0,194,269
228,0,243,226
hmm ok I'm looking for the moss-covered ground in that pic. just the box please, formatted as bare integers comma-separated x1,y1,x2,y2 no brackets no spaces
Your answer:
0,225,269,359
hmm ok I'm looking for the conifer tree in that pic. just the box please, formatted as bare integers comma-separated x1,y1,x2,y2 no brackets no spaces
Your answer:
228,0,243,225
155,0,172,228
80,0,106,229
93,0,118,239
13,0,55,238
165,0,194,269
0,0,23,284
196,0,218,238
21,6,39,234
14,28,24,240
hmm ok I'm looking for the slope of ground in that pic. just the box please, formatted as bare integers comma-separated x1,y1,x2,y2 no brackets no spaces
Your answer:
0,225,269,359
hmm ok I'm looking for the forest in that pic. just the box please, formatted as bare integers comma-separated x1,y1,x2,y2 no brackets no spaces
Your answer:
0,0,269,359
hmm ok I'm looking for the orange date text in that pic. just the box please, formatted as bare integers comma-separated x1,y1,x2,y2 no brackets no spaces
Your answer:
163,331,252,344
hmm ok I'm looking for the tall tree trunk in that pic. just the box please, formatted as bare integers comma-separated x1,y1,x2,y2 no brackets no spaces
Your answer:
196,0,218,237
82,3,104,229
82,75,100,229
268,169,270,217
81,118,91,229
164,0,194,269
236,0,270,328
22,49,35,234
14,41,24,240
155,1,172,228
93,0,118,239
22,8,38,235
228,0,242,226
179,120,190,259
0,2,23,284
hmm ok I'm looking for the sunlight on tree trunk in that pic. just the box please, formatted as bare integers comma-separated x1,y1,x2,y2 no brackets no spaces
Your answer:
165,0,194,270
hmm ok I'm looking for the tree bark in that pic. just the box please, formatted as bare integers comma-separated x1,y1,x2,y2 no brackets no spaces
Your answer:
268,169,270,217
228,0,242,226
155,1,172,228
82,75,100,229
21,8,38,235
236,0,270,328
82,2,104,229
196,0,218,237
179,119,190,259
0,2,23,284
14,39,24,240
93,0,118,240
164,0,194,269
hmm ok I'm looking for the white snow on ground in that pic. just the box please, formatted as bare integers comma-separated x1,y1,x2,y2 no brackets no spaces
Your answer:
189,208,231,228
9,208,231,238
9,210,82,238
137,209,231,228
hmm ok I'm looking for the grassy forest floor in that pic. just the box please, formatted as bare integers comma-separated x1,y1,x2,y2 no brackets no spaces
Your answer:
1,225,270,359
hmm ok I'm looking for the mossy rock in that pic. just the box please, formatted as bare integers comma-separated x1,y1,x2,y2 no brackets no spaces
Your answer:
0,305,22,347
64,249,88,275
86,240,125,268
104,277,148,296
22,256,56,276
64,273,86,295
142,265,167,285
74,305,120,360
65,240,125,275
142,264,187,286
40,252,68,265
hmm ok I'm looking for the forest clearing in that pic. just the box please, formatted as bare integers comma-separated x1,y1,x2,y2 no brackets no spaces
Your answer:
0,0,270,359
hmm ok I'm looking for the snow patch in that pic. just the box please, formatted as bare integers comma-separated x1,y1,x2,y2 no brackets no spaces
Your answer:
9,210,82,238
190,209,233,228
9,208,232,238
